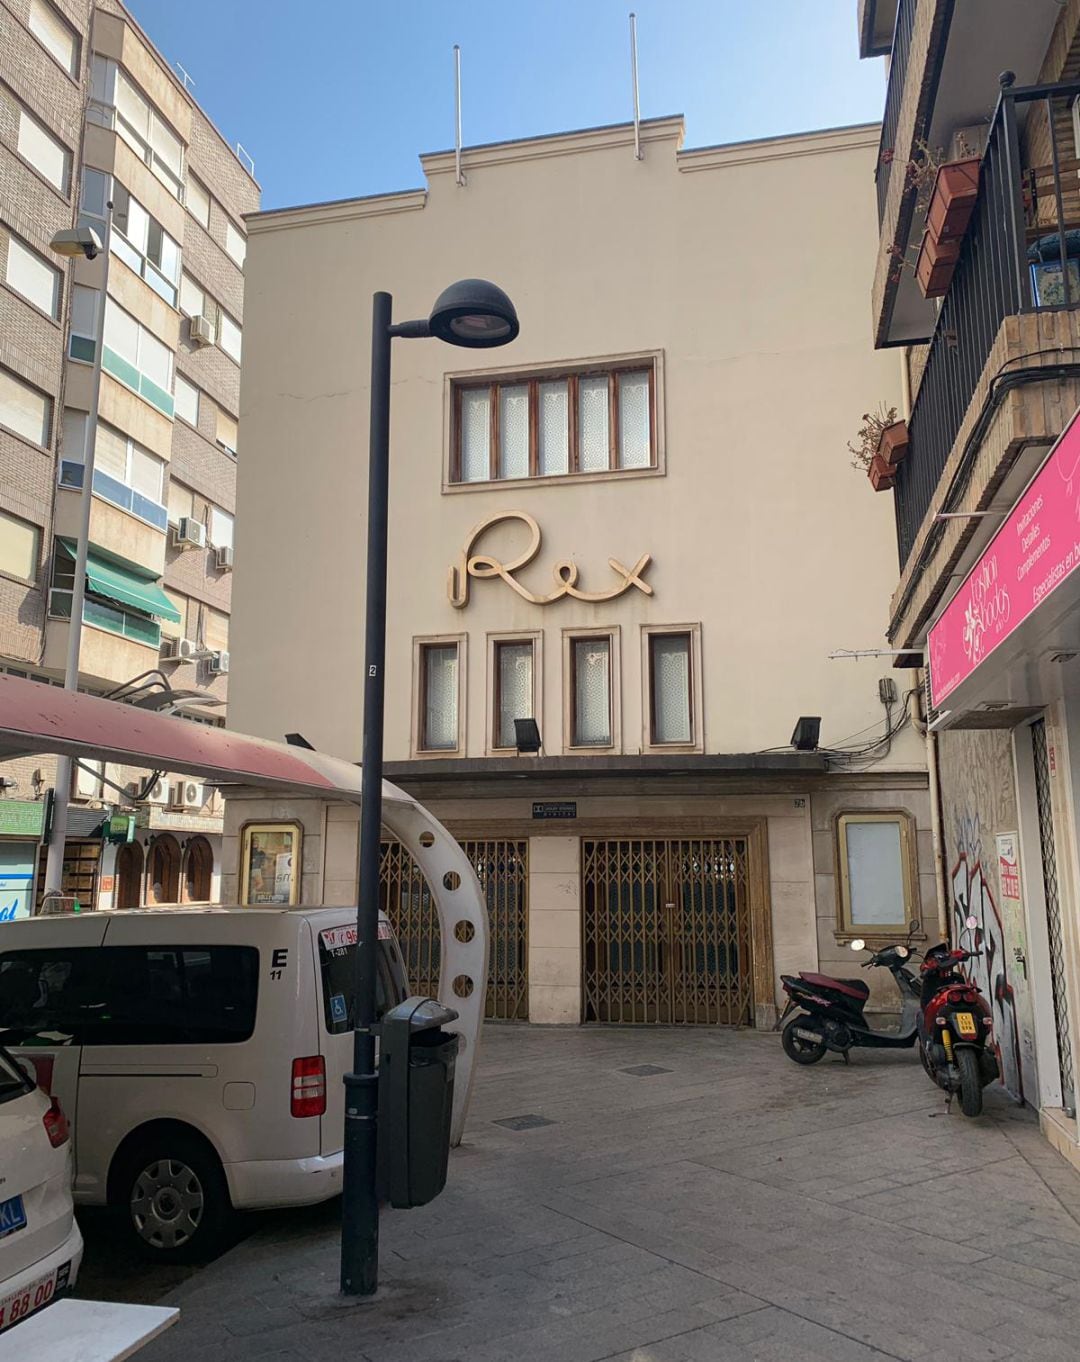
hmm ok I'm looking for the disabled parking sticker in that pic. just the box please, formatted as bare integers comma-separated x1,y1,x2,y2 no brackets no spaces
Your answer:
330,993,348,1023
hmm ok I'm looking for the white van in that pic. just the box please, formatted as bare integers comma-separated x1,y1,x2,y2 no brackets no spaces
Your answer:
0,906,408,1261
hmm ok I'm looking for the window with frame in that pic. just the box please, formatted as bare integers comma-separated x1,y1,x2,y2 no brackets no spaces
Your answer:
209,507,233,549
836,812,916,936
4,232,61,318
0,509,40,584
28,0,79,77
90,57,184,199
203,604,229,652
418,641,460,752
647,631,693,746
174,373,199,426
215,408,238,453
101,298,174,417
451,361,655,484
219,311,242,363
224,219,246,268
16,105,70,194
108,179,182,306
60,411,167,530
167,479,195,527
49,541,161,649
185,175,211,230
179,272,204,319
570,636,613,748
0,367,52,448
493,639,535,750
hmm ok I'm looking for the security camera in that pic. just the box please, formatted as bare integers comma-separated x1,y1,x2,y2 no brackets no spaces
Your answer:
49,226,104,261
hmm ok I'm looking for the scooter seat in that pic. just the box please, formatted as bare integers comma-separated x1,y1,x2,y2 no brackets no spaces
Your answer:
798,971,870,1001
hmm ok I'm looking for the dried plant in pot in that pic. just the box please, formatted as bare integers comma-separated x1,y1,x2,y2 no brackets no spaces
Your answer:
848,404,899,476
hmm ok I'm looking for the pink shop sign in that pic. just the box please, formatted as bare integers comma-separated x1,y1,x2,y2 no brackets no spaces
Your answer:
928,407,1080,708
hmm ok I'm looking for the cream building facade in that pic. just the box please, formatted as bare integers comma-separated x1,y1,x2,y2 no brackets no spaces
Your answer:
229,115,931,1026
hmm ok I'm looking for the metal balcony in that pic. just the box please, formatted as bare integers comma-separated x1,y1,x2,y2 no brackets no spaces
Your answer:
894,74,1080,568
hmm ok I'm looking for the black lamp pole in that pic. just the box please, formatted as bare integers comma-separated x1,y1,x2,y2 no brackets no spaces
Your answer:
340,280,519,1298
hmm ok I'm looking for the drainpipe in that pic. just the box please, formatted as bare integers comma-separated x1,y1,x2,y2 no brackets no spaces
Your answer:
912,685,950,939
900,346,949,940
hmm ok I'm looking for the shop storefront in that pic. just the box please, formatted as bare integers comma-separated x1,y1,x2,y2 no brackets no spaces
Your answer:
0,800,46,921
927,406,1080,1165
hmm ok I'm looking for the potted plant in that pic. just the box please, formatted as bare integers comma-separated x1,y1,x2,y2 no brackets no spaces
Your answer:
869,453,897,491
848,405,900,491
916,230,961,298
926,158,981,242
878,419,909,466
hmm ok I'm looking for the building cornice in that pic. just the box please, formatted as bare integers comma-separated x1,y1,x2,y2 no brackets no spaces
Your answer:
246,189,428,234
678,122,881,172
422,115,685,175
247,118,882,233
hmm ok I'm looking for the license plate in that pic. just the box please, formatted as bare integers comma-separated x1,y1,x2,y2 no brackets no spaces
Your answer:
0,1260,69,1332
795,1028,823,1042
954,1012,978,1038
0,1196,25,1239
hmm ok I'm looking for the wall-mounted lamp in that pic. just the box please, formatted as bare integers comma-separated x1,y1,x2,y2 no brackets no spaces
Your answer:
514,719,542,754
790,717,821,752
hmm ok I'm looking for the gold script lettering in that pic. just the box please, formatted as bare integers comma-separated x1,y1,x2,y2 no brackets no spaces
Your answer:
447,511,653,609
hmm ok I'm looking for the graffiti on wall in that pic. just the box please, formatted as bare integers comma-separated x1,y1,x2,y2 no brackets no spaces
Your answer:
950,810,1024,1099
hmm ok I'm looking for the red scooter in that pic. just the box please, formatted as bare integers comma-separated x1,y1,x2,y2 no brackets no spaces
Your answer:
916,915,998,1117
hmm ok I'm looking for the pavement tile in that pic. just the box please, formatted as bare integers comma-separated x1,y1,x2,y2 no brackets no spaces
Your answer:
75,1026,1080,1362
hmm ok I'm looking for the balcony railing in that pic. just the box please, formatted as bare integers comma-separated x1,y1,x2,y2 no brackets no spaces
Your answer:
875,0,918,223
893,75,1080,568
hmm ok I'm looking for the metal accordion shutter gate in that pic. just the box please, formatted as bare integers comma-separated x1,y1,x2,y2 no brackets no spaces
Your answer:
581,837,753,1025
379,839,529,1020
1031,719,1075,1115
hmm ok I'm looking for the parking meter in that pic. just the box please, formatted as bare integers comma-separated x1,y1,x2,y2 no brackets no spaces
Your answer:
377,997,459,1209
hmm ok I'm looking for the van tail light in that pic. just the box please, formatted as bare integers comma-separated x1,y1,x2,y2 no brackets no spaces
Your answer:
43,1096,70,1148
291,1056,326,1118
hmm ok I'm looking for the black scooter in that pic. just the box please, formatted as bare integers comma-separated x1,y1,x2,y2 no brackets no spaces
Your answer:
775,919,922,1063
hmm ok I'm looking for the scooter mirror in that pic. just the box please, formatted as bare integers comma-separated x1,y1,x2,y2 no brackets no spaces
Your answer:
909,918,920,935
965,915,978,930
849,938,866,952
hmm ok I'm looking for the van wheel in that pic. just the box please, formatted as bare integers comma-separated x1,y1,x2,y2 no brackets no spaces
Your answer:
115,1132,231,1262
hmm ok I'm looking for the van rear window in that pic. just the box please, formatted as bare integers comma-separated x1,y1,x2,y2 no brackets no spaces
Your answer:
0,946,258,1045
318,923,405,1034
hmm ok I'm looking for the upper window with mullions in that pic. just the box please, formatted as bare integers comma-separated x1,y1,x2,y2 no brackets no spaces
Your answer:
451,360,656,485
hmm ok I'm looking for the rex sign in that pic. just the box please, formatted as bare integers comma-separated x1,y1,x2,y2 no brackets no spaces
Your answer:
928,408,1080,708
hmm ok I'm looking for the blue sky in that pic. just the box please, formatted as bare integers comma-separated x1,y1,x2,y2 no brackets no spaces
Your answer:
125,1,886,210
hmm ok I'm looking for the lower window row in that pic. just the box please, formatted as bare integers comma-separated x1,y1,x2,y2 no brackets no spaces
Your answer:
414,626,701,755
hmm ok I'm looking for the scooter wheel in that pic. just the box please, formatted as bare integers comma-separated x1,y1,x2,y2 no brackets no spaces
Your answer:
957,1048,984,1118
782,1015,827,1065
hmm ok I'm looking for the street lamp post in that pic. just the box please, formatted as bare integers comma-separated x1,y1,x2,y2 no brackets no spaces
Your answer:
42,214,113,898
341,279,519,1297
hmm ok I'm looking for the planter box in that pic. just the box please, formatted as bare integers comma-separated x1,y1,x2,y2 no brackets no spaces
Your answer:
926,158,981,243
868,452,896,491
877,420,909,467
916,231,960,298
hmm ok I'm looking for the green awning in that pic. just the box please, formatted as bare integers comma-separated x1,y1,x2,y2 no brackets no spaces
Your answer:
58,539,182,624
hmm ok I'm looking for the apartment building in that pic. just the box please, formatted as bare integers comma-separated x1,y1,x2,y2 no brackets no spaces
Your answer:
858,0,1080,1165
0,0,257,917
226,114,931,1029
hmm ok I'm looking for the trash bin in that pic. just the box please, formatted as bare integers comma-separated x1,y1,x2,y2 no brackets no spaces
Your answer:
377,996,459,1209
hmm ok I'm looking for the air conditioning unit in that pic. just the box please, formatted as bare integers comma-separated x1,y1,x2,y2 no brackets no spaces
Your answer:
189,314,214,346
173,516,206,549
208,650,230,675
170,779,206,810
161,636,200,661
216,545,234,571
145,776,169,805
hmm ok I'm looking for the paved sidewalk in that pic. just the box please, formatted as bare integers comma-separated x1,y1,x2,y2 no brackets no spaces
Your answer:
132,1025,1080,1361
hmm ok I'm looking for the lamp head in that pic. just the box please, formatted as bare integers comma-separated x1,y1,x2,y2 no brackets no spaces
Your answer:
50,226,103,261
514,718,542,754
429,278,519,348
